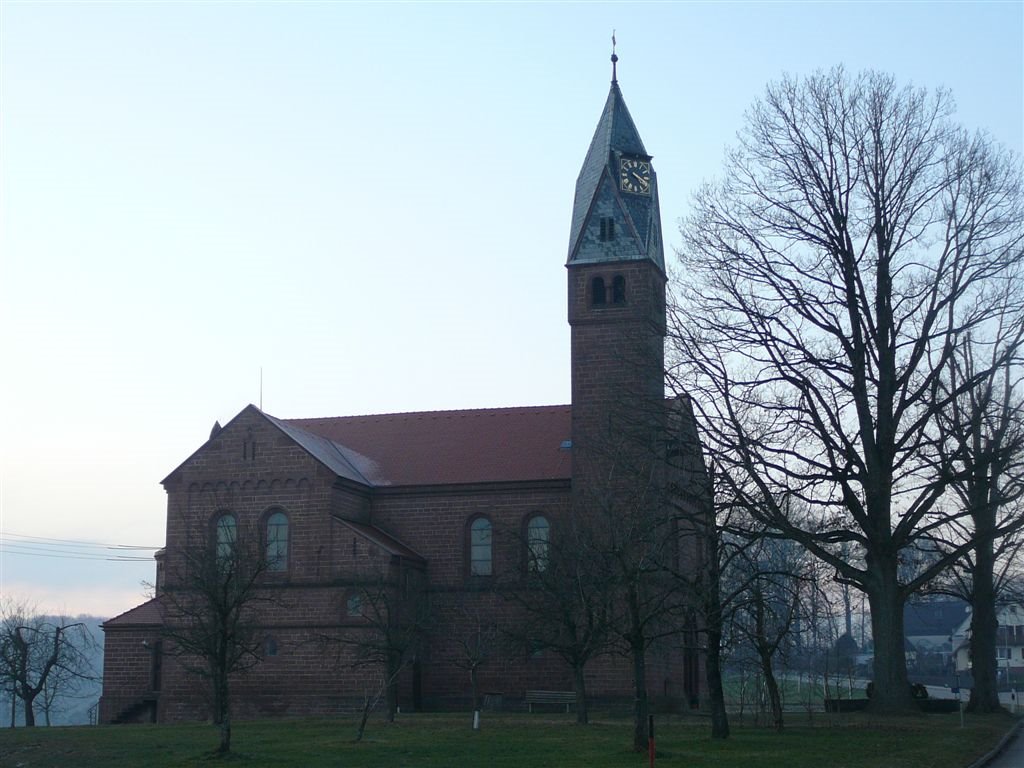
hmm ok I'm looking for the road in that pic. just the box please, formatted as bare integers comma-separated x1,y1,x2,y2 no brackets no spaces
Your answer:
980,723,1024,768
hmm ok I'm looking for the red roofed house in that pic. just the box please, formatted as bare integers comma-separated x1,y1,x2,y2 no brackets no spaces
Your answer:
99,67,709,724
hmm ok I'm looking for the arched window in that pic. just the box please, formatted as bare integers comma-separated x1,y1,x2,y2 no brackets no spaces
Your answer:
265,511,289,572
591,276,607,306
214,513,236,561
526,516,550,572
469,517,493,576
612,275,626,304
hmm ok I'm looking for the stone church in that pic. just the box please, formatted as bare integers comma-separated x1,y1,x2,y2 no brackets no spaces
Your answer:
99,65,708,724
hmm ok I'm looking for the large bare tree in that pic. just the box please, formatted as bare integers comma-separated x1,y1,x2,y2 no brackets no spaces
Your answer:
929,315,1024,712
672,67,1024,712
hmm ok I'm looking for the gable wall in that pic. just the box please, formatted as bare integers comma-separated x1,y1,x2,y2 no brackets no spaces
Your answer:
161,409,363,586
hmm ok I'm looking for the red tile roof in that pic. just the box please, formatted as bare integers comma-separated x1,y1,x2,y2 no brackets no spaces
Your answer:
103,597,164,627
286,405,572,487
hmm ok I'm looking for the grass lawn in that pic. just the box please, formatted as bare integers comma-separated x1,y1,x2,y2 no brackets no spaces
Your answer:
0,711,1017,768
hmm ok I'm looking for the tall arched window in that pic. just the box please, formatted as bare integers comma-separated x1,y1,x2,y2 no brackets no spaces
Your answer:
526,516,550,572
612,275,626,304
469,518,493,576
266,511,289,572
591,276,607,306
214,513,236,562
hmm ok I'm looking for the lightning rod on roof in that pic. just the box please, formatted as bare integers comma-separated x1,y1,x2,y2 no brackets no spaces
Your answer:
611,30,618,83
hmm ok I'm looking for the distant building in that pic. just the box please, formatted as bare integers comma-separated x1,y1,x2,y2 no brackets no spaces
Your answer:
904,599,970,661
952,603,1024,681
98,64,710,723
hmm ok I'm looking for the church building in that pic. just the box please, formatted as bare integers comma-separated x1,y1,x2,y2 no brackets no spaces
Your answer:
99,62,708,724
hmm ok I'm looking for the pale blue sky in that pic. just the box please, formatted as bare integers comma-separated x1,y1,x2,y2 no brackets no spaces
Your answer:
1,1,1021,617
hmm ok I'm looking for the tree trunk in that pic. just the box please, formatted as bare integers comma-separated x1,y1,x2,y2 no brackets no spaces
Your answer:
759,649,783,731
470,666,480,730
217,711,231,755
214,667,231,753
355,695,372,743
386,655,400,723
705,622,729,738
703,518,729,739
967,509,1004,713
866,569,914,713
385,679,398,723
572,663,589,725
631,633,648,752
753,593,782,733
20,687,35,727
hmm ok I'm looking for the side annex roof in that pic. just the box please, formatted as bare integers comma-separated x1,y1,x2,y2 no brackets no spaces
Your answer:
333,516,426,564
102,597,164,628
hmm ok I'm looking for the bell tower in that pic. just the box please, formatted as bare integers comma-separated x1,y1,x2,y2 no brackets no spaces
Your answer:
567,56,667,495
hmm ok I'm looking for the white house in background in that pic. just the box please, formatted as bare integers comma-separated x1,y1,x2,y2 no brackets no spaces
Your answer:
904,599,970,660
952,604,1024,680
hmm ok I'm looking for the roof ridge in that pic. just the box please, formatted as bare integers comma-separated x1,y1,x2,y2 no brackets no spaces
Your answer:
263,413,376,485
286,403,571,422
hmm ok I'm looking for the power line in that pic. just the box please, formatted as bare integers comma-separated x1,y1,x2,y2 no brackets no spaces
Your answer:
0,543,154,562
1,531,161,550
0,531,162,563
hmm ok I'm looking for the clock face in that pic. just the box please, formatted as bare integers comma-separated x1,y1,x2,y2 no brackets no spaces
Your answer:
619,157,652,195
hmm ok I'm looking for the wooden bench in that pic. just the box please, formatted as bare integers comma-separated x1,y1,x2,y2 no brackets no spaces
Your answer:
525,690,575,713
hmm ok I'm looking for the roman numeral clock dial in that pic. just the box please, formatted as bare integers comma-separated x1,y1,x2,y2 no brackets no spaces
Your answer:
619,157,651,195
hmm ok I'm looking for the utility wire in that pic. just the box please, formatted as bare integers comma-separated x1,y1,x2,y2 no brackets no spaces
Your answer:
0,546,154,562
1,531,161,550
0,531,162,562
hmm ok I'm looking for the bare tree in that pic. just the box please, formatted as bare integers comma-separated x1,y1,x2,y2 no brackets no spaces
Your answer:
673,67,1024,712
691,478,814,738
323,562,430,726
452,607,500,731
159,519,272,754
577,429,698,751
500,518,615,725
928,315,1024,712
692,489,732,738
37,622,100,726
728,535,808,731
0,600,97,727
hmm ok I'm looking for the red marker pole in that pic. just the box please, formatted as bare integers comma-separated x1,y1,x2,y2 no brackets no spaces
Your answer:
648,714,655,767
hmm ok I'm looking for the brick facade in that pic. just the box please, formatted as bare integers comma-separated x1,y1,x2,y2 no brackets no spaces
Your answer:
99,75,708,724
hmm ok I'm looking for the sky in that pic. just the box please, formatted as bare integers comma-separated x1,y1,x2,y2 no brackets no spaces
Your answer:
1,1,1021,619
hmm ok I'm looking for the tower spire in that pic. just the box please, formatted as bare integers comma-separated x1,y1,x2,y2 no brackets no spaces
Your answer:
567,51,663,271
611,31,618,83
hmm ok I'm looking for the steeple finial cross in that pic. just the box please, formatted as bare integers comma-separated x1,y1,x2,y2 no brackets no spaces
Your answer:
611,31,618,83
